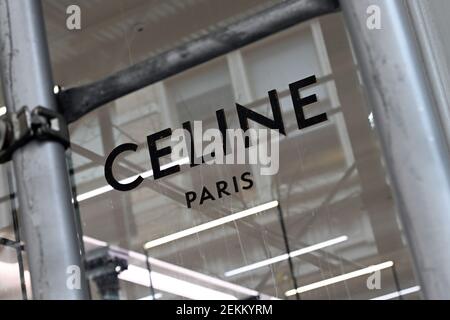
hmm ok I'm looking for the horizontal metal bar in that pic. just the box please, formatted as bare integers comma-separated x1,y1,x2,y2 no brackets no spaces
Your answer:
58,0,339,123
0,236,21,249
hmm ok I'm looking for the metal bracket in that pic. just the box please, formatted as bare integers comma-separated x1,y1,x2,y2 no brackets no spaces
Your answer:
85,246,128,300
0,106,70,163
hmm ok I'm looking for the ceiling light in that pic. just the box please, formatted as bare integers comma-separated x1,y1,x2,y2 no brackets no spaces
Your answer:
83,235,267,299
285,261,394,296
127,251,262,298
83,235,108,247
371,285,420,300
0,106,7,116
119,264,237,300
143,200,278,249
138,293,163,300
225,235,348,277
76,157,189,202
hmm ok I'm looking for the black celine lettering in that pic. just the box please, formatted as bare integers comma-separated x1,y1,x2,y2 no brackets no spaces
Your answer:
105,75,327,195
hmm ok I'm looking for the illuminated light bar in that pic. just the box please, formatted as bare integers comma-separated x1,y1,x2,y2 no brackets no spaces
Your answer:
285,261,394,296
119,264,237,300
371,286,420,300
143,200,278,249
83,235,108,247
83,235,265,299
138,293,163,300
127,251,261,298
76,157,190,202
225,235,348,277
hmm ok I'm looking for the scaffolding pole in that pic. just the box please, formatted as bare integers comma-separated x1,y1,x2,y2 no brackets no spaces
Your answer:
0,0,89,299
58,0,339,123
341,0,450,299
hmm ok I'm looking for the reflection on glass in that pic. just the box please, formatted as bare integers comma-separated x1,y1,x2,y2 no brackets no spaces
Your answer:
43,1,420,300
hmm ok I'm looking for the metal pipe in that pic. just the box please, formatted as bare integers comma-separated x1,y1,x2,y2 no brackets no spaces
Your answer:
340,0,450,299
0,0,89,299
276,205,300,300
58,0,339,123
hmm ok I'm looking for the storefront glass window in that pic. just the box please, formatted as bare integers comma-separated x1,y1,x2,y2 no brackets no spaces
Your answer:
1,0,418,300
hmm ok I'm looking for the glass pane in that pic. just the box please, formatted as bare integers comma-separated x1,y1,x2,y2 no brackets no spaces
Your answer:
44,1,420,300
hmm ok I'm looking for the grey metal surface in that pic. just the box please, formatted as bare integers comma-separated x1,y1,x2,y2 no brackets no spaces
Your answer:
58,0,340,123
407,0,450,148
341,0,450,299
0,0,88,299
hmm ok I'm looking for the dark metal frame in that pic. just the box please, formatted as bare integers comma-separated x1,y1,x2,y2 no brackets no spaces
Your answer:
57,0,339,123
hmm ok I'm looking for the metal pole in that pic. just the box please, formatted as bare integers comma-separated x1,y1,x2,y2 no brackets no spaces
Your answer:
340,0,450,299
276,205,300,300
0,0,89,299
58,0,340,123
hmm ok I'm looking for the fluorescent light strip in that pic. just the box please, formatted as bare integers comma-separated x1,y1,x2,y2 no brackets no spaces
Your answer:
285,261,394,296
371,286,420,300
143,200,278,249
119,264,237,300
76,157,190,202
127,251,261,298
83,235,108,247
225,235,348,277
83,235,265,299
138,293,163,300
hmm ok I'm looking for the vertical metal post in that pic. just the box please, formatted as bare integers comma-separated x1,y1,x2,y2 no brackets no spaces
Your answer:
341,0,450,299
0,0,89,299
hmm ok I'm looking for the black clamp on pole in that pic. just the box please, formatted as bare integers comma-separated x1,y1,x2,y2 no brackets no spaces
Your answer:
0,106,70,164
